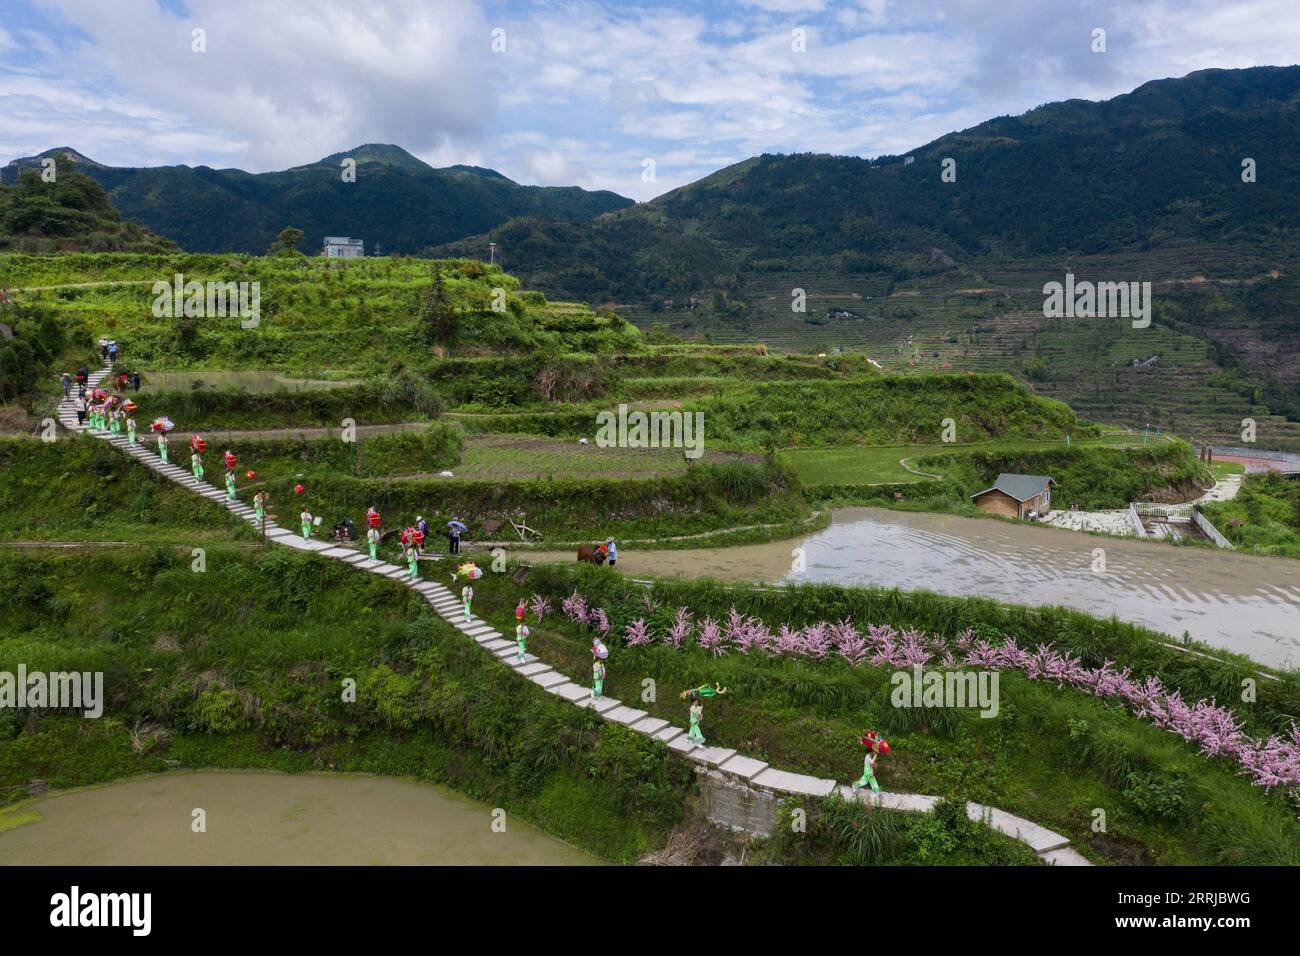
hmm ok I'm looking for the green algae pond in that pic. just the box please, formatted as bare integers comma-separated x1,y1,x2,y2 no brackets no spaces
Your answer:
0,770,598,866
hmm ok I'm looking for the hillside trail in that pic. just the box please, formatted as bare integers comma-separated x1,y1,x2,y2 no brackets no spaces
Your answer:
480,513,824,551
52,360,1091,865
200,421,432,440
8,279,156,292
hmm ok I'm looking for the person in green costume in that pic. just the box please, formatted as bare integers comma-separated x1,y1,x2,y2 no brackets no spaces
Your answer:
367,525,380,561
254,491,267,524
592,658,606,699
687,693,705,745
406,544,420,581
855,752,881,793
191,451,204,480
301,509,313,541
681,684,725,745
127,416,137,445
158,431,168,463
515,622,529,664
853,732,891,794
461,584,474,621
225,469,237,501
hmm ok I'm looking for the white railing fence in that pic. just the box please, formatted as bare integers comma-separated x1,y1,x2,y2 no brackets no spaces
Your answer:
1192,507,1235,549
1127,502,1148,537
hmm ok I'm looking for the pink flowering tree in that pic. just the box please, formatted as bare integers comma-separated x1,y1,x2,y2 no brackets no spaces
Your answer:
540,590,1300,798
697,616,726,657
561,590,589,627
625,618,652,647
664,607,693,649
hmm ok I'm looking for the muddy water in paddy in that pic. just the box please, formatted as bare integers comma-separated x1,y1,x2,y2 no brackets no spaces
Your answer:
529,508,1300,669
0,771,596,865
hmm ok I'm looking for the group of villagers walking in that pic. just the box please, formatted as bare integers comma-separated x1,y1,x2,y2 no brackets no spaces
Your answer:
83,391,137,443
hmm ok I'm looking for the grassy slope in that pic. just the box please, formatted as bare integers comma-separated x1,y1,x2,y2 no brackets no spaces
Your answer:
916,440,1208,510
1202,471,1300,558
0,542,686,863
1,440,1040,865
2,253,640,374
476,565,1300,866
782,433,1150,486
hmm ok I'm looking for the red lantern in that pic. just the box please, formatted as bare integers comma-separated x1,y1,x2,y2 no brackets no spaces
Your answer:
294,483,305,494
246,470,256,480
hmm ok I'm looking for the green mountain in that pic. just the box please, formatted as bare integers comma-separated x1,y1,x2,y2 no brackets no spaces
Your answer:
1,143,633,255
432,66,1300,448
438,67,1300,298
0,150,176,254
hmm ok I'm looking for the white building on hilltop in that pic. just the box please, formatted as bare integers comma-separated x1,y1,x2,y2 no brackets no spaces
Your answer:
322,236,365,258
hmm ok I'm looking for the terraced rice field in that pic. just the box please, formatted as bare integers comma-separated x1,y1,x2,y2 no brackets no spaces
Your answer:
780,433,1155,486
446,433,754,481
619,249,1300,451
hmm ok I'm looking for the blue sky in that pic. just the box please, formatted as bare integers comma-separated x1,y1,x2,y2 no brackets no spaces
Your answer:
2,0,1299,200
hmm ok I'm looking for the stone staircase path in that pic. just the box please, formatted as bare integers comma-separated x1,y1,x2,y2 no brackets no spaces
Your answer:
56,361,1092,866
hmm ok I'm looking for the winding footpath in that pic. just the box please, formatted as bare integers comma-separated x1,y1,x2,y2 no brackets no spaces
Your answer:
57,362,1091,866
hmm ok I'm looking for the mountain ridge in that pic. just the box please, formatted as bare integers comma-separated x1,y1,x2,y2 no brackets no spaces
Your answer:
2,143,634,255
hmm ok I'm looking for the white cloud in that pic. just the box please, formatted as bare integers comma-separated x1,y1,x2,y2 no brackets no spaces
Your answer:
1,0,1298,203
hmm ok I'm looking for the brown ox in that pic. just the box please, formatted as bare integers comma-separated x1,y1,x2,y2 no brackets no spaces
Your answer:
576,545,607,565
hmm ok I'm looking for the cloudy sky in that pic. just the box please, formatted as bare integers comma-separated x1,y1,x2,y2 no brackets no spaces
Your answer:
2,0,1298,200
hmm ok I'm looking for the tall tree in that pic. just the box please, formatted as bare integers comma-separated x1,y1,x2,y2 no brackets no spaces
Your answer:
268,226,304,257
420,265,455,347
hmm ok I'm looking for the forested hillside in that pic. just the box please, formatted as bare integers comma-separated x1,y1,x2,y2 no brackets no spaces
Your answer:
2,144,633,255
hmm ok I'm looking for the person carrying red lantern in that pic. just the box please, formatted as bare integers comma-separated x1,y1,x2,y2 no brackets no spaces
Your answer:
854,731,891,794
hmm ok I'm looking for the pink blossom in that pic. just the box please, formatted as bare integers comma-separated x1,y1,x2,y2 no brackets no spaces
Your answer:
664,607,693,649
697,616,726,657
724,607,747,644
775,625,803,656
625,618,652,647
534,592,1300,798
562,590,589,625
